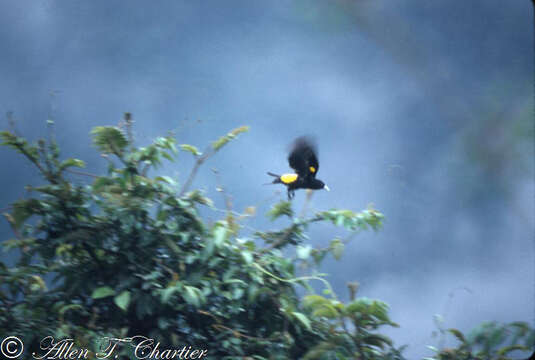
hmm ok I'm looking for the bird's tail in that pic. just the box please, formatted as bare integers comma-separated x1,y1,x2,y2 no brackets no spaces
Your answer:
264,172,281,185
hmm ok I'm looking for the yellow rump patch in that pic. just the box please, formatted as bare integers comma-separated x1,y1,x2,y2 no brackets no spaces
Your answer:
309,166,316,173
280,173,298,184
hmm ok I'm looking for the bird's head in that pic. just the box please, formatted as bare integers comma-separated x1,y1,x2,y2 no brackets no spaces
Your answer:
312,179,330,191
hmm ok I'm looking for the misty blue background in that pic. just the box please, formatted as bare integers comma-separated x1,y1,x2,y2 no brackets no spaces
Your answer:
0,1,533,358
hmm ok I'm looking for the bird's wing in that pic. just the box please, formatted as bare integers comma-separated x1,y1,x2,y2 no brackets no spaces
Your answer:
287,136,319,178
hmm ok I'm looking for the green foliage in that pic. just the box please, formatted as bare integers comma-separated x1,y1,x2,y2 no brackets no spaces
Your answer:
330,238,344,260
317,207,384,232
91,286,116,299
180,144,202,156
426,321,535,360
91,126,129,155
301,296,402,359
211,125,249,151
114,290,131,312
267,200,293,220
0,123,399,359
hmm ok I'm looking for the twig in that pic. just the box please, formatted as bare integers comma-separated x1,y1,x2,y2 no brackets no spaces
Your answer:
3,213,23,240
64,169,99,178
260,216,324,253
211,168,232,211
124,112,134,150
0,205,13,213
6,111,18,136
179,148,213,196
197,310,277,341
141,163,151,176
47,89,60,144
299,189,314,218
347,282,359,301
14,141,56,184
109,142,129,168
211,324,271,341
178,126,248,196
260,225,298,253
252,262,338,300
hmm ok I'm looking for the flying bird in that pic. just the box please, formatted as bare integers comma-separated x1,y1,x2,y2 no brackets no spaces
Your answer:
267,136,330,199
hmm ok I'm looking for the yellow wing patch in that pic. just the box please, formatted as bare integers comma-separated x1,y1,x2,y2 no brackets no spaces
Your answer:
280,173,298,184
309,166,316,173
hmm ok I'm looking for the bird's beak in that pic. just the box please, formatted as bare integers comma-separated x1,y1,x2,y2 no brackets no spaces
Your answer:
324,185,330,191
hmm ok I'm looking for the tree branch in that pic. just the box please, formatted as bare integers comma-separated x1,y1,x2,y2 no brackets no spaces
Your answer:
64,169,99,178
179,148,213,196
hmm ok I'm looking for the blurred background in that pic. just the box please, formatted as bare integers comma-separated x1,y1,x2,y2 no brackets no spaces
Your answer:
0,1,533,358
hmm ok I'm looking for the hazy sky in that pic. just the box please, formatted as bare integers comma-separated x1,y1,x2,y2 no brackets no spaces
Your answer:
0,1,533,358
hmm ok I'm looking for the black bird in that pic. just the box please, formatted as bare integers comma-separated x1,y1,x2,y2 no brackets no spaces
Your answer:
267,136,330,199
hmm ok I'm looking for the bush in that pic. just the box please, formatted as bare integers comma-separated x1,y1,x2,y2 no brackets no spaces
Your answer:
0,118,402,359
426,319,534,360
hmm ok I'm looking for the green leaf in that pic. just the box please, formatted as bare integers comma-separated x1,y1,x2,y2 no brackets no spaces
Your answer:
241,251,253,264
303,295,339,319
180,144,201,156
29,275,47,292
92,177,115,193
161,285,181,304
313,303,338,318
302,342,336,360
212,126,249,151
0,131,39,161
91,126,129,155
496,344,529,356
213,222,228,248
154,136,177,153
183,286,202,307
268,201,293,220
330,238,344,260
448,328,466,343
59,158,86,171
8,198,43,230
114,291,131,312
316,208,384,232
92,286,116,299
303,295,330,308
292,312,312,331
369,300,390,322
155,176,177,186
58,304,85,315
363,334,393,349
186,189,214,207
311,249,328,266
296,245,312,260
158,318,170,330
433,314,445,327
161,152,173,161
232,288,244,300
202,236,215,260
164,238,181,255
